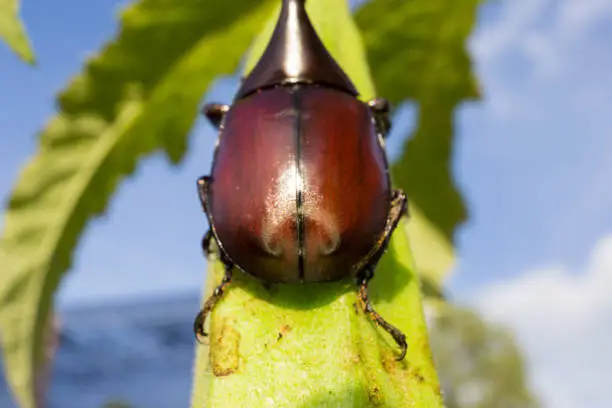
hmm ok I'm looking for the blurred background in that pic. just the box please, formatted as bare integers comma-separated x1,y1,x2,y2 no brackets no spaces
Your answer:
1,0,611,407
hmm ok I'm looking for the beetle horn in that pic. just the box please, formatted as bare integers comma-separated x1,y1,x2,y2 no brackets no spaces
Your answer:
235,0,359,100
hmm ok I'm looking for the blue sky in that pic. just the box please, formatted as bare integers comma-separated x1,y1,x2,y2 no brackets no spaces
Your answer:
1,1,612,406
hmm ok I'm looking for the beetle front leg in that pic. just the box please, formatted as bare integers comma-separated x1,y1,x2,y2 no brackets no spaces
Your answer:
367,97,392,138
193,258,234,342
356,189,408,360
202,103,229,130
197,176,216,259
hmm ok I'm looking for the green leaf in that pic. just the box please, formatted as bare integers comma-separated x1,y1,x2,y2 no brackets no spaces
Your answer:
0,1,276,407
406,206,454,297
0,0,35,63
190,1,442,406
355,0,480,287
192,225,442,407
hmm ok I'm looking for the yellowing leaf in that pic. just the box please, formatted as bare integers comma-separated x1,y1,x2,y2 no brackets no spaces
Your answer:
0,0,34,63
0,1,276,407
356,0,481,287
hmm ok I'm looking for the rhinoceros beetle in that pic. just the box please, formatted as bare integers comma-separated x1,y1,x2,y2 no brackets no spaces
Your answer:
194,0,409,360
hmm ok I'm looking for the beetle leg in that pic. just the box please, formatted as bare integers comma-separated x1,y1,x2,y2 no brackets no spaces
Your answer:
197,176,221,259
356,189,409,360
357,268,407,361
367,97,392,138
197,175,212,213
193,259,234,342
201,229,216,259
202,103,230,130
197,177,214,259
367,189,409,265
194,176,236,341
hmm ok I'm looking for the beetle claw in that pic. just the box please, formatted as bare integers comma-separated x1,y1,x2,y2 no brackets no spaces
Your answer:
193,264,234,344
193,309,209,343
396,334,408,361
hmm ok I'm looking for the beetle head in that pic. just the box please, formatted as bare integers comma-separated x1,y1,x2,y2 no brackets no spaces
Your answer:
235,0,359,100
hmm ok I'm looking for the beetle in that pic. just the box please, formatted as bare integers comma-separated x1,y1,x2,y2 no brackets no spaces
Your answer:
193,0,409,360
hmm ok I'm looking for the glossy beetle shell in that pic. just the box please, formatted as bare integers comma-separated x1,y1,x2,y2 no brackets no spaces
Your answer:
208,86,390,283
195,0,410,360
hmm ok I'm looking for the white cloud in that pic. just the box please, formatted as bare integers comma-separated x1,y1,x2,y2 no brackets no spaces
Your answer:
557,0,612,40
470,0,550,63
529,0,612,79
474,234,612,408
472,0,612,72
469,0,612,119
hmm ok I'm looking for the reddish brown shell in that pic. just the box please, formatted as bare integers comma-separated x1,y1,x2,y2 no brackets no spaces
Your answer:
208,86,390,283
